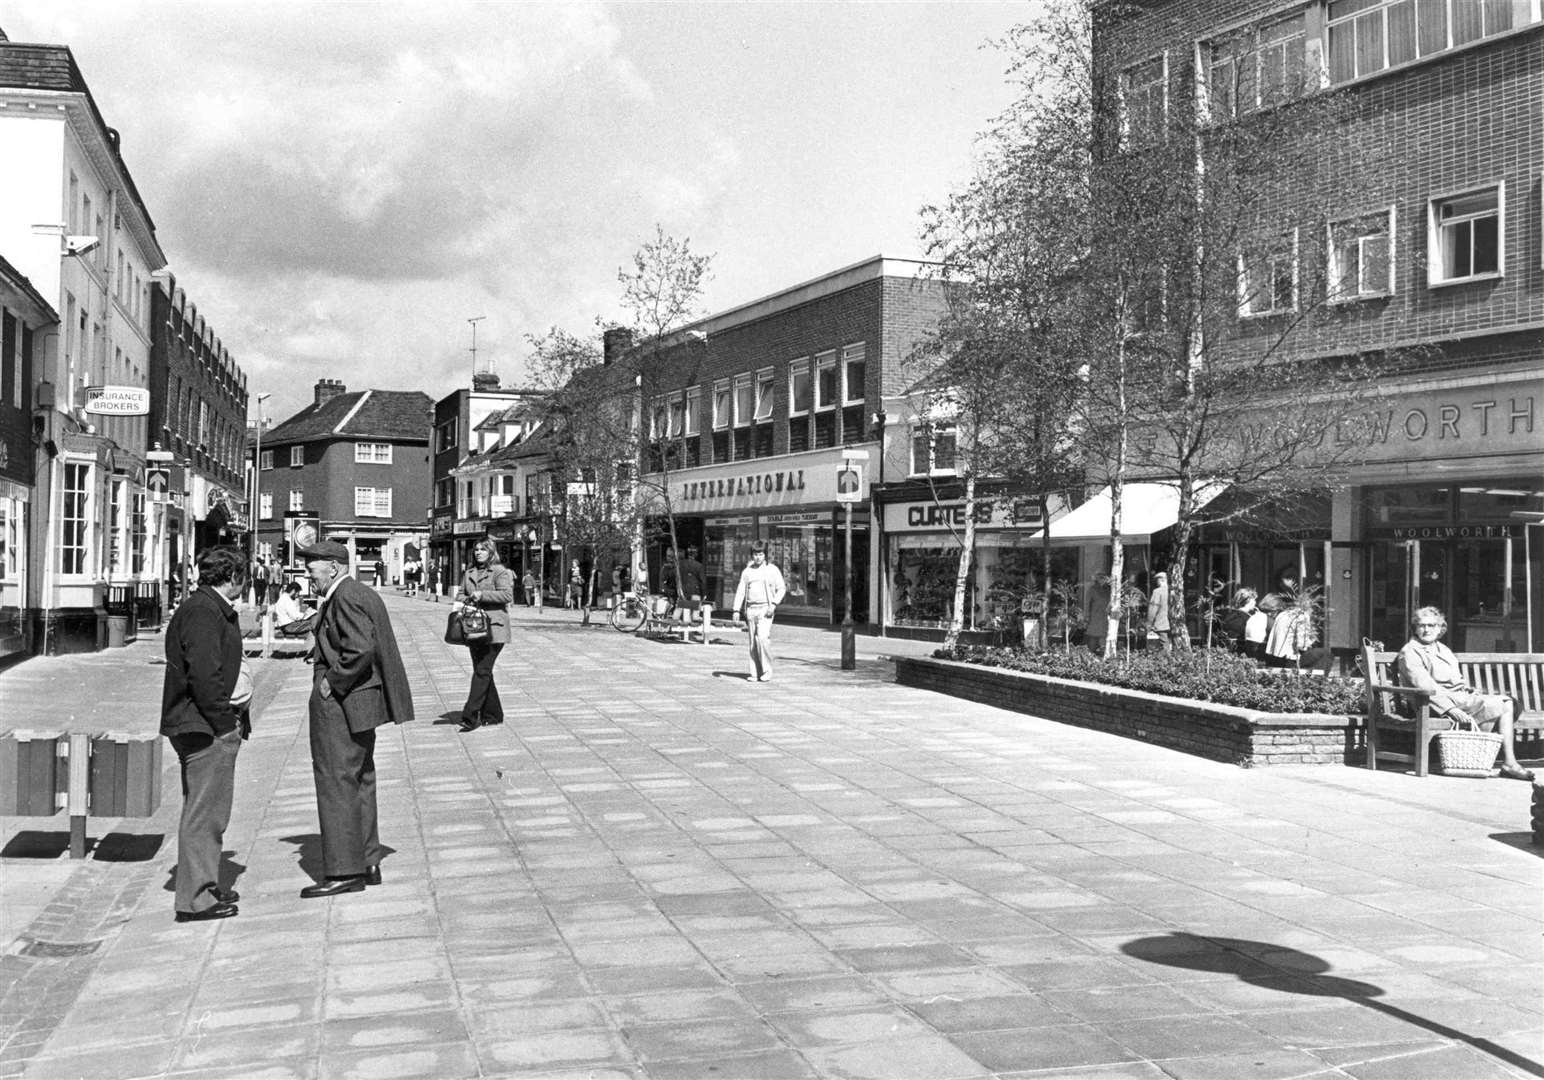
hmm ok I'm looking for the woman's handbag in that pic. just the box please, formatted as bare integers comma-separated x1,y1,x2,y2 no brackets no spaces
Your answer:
444,605,491,645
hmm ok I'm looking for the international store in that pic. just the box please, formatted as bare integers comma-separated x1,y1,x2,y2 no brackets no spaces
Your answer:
640,445,873,625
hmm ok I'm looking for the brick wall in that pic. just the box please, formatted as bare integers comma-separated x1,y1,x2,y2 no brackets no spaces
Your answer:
895,656,1360,767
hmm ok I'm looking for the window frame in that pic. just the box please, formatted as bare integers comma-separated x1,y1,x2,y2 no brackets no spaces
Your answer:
788,358,812,417
684,385,701,437
1121,53,1168,145
1326,0,1523,84
288,489,304,512
712,379,732,430
1327,205,1397,301
259,491,273,519
354,487,393,518
354,441,393,465
754,367,775,422
909,425,959,477
813,351,838,412
841,343,866,404
1428,183,1504,287
732,374,753,428
1237,229,1300,317
259,449,273,471
289,445,304,468
1205,9,1310,119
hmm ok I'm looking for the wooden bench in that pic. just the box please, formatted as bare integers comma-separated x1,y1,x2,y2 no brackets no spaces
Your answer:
1360,643,1544,776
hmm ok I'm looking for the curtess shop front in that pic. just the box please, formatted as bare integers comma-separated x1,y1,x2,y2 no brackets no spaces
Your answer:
642,446,872,626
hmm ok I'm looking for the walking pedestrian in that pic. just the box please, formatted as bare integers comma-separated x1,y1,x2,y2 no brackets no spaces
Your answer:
567,565,582,609
427,560,440,602
373,557,388,590
732,541,786,682
1147,571,1172,652
297,539,414,898
161,546,250,922
521,569,537,607
457,538,515,732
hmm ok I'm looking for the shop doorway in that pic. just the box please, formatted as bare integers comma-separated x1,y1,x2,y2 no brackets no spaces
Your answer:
1369,535,1535,652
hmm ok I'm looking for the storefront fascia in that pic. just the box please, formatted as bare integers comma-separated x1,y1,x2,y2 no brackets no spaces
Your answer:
1337,372,1543,653
640,445,875,624
880,492,1069,636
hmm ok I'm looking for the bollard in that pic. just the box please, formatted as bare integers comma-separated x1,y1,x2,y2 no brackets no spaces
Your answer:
700,603,712,645
67,732,89,858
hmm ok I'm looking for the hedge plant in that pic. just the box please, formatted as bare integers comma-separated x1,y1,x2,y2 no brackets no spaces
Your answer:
933,645,1365,715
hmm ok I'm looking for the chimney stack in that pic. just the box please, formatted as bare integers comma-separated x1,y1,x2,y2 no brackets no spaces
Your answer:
472,371,501,391
603,328,634,366
314,378,346,406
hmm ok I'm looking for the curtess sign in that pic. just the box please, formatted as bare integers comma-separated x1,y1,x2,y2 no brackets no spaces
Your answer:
883,498,1044,532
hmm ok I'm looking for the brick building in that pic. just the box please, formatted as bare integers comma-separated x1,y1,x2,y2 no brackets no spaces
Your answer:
1096,2,1543,651
255,379,432,584
624,256,952,627
148,274,248,596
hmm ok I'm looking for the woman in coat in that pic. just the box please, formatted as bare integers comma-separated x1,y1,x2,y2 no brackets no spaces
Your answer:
456,538,515,732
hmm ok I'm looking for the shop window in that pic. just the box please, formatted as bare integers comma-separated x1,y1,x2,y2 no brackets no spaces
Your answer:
1329,208,1395,300
60,463,89,575
1429,185,1502,285
1238,231,1298,316
132,491,146,575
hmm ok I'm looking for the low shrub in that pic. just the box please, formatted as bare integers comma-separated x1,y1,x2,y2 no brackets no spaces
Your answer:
933,644,1365,714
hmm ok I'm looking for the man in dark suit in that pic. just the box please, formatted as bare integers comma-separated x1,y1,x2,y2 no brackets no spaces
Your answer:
161,546,250,922
298,539,414,897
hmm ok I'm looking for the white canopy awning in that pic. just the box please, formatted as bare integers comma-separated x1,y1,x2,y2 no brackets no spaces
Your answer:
1034,482,1225,543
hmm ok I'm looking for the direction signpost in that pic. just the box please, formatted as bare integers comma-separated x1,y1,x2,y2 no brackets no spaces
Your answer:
836,450,866,671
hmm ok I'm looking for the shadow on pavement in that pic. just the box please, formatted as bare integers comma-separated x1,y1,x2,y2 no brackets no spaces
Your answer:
280,833,326,881
1,830,163,861
1122,933,1544,1078
433,711,464,726
1488,832,1544,859
161,850,245,893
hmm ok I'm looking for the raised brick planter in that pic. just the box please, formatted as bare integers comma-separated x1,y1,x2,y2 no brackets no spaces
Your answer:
896,656,1359,768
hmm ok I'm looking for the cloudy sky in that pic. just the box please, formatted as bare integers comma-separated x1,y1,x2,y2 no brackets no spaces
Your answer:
7,1,1025,424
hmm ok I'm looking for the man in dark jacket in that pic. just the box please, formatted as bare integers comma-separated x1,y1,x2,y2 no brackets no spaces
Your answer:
298,539,414,897
161,546,249,922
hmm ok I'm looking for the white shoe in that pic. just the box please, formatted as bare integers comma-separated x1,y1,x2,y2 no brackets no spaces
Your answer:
757,674,772,682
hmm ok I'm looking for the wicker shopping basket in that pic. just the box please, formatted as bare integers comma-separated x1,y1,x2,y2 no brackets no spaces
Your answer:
1434,722,1503,778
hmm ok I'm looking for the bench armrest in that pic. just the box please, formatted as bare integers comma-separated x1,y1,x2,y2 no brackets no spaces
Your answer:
1366,682,1432,700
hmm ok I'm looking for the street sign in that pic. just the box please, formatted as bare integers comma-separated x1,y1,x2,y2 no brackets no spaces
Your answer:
146,466,169,502
841,448,870,461
835,463,863,503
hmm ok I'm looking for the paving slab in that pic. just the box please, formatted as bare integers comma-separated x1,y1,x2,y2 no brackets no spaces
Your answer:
2,594,1542,1079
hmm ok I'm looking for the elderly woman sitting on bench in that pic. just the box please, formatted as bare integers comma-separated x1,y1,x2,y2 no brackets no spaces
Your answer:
1397,606,1534,781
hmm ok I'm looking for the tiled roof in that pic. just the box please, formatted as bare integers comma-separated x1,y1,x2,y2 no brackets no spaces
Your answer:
264,389,433,444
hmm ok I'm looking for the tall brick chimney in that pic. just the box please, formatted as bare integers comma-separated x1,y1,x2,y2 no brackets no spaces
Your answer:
603,328,634,366
314,378,346,406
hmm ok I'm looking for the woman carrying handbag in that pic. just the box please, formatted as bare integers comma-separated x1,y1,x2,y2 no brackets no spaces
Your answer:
456,539,515,732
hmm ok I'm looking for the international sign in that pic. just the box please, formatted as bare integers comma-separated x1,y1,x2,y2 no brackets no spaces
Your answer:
84,386,150,416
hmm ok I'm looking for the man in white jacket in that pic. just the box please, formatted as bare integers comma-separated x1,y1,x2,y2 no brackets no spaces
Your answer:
732,541,787,682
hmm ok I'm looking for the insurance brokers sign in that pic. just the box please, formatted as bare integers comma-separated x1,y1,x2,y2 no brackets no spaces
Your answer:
85,386,150,415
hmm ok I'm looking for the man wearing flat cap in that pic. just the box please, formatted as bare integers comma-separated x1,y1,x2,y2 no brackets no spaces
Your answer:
298,538,414,897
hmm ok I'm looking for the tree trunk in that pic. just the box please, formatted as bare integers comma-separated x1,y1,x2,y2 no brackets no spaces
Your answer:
942,473,977,650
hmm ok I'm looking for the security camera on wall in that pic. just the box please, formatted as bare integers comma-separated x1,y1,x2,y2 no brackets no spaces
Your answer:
64,235,100,257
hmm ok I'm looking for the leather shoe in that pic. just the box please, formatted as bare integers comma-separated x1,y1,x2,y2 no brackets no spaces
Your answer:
213,886,240,904
457,715,481,733
175,902,238,923
364,865,382,887
300,877,366,898
1500,765,1535,781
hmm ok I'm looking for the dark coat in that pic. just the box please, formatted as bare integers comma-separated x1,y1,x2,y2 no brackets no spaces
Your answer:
313,575,414,733
459,565,515,644
161,585,244,738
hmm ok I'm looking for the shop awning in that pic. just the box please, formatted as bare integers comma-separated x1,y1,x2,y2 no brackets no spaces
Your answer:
1035,482,1226,543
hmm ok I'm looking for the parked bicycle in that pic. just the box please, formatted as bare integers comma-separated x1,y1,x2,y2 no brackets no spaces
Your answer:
610,588,675,633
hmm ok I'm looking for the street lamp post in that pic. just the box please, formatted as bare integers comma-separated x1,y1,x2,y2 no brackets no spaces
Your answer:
251,392,271,576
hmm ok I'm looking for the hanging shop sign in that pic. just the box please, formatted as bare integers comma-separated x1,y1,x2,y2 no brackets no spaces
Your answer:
84,386,150,415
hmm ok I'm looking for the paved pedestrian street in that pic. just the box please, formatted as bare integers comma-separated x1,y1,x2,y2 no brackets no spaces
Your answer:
2,593,1541,1080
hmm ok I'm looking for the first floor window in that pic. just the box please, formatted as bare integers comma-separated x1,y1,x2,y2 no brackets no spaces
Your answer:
910,427,958,475
789,359,812,416
684,386,701,436
260,492,273,519
712,379,732,430
754,368,775,421
1329,208,1395,299
259,449,273,470
733,374,753,427
1430,186,1501,284
290,445,304,467
814,351,838,411
355,487,393,517
354,441,392,464
289,489,304,511
60,463,89,574
1239,232,1298,316
842,343,866,403
1122,55,1167,144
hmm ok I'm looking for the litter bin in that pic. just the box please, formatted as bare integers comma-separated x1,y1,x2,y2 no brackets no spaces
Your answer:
106,615,129,648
